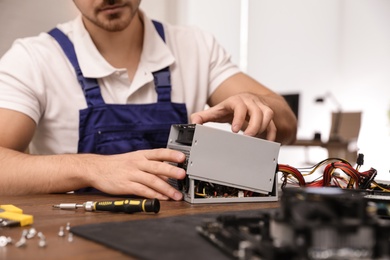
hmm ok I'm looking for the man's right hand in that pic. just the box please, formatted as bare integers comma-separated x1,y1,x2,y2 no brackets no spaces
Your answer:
87,148,187,201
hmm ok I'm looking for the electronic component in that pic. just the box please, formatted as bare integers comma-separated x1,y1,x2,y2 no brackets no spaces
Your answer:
197,187,390,260
52,198,160,214
167,124,280,203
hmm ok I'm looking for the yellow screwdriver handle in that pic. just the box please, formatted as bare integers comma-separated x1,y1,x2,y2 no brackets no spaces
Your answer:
93,199,160,213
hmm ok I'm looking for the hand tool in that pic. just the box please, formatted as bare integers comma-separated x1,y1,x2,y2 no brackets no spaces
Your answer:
52,198,160,214
0,205,34,227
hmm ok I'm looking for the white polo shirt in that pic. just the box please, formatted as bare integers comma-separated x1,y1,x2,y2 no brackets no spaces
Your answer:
0,11,240,155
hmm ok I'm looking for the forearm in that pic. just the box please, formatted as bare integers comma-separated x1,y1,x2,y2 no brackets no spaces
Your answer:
261,93,297,145
0,147,97,195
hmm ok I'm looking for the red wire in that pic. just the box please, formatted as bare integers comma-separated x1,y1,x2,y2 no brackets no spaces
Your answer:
278,159,377,190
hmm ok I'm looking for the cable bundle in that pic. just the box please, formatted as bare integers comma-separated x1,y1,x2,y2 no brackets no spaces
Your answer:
279,154,380,191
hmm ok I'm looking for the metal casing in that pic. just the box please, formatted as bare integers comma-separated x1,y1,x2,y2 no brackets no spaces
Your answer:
167,124,280,203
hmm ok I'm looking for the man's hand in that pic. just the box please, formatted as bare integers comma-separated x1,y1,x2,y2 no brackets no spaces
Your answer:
88,148,186,201
191,93,277,141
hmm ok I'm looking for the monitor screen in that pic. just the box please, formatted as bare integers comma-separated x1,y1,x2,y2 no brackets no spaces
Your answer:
281,93,300,121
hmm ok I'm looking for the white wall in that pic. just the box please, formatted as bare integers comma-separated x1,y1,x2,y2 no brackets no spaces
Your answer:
244,0,341,171
247,0,342,135
339,0,390,180
0,0,78,55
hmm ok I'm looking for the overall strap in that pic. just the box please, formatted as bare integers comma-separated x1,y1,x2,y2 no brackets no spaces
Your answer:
48,28,105,106
152,21,171,103
49,21,172,105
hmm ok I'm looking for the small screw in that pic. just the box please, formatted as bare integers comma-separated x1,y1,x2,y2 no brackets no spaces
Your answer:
26,227,37,239
15,236,27,247
66,222,71,231
58,226,65,237
37,232,46,248
67,232,74,243
0,236,12,247
15,230,28,247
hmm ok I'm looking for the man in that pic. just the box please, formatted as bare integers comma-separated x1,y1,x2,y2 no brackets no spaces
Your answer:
0,0,297,199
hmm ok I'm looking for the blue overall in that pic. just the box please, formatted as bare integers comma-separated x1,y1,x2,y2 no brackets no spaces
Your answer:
48,22,188,192
48,21,188,156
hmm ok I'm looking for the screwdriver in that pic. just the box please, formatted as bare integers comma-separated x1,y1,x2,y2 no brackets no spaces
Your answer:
52,198,160,214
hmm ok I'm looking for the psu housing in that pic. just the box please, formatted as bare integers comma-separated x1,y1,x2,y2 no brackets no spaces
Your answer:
166,124,280,203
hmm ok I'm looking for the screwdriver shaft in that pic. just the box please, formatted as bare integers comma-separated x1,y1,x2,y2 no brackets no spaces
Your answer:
52,203,84,210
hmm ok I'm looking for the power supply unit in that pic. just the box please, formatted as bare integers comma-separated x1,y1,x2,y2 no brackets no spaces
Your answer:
166,124,280,203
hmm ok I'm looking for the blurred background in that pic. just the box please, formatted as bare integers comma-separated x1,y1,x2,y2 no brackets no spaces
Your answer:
1,0,389,179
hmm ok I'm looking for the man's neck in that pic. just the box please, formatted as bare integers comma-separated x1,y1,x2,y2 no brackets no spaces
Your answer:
83,12,144,79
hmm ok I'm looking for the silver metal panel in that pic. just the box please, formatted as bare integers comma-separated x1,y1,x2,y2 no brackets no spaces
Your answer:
187,125,280,193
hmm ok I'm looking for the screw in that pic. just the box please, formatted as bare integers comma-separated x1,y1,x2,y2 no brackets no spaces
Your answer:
26,227,37,239
66,222,71,231
58,226,65,237
0,236,12,247
37,232,46,248
67,232,74,243
15,229,28,247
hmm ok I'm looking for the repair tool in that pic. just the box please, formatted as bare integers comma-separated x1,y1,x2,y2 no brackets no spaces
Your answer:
0,205,34,227
52,198,160,214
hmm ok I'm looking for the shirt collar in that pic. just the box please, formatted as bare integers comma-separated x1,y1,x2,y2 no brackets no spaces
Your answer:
72,10,175,79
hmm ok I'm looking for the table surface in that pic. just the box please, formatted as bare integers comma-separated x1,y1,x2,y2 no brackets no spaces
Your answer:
291,139,348,147
0,194,279,259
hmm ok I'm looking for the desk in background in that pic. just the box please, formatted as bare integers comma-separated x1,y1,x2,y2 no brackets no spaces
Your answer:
288,138,357,163
287,111,362,164
0,194,279,259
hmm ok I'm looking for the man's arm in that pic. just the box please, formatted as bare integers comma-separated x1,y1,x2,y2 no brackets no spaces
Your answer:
191,72,297,145
0,108,186,199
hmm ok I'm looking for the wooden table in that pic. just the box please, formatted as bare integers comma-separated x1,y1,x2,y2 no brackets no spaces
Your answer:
0,194,279,259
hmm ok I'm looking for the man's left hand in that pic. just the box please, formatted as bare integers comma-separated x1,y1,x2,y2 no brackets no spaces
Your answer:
190,93,277,141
